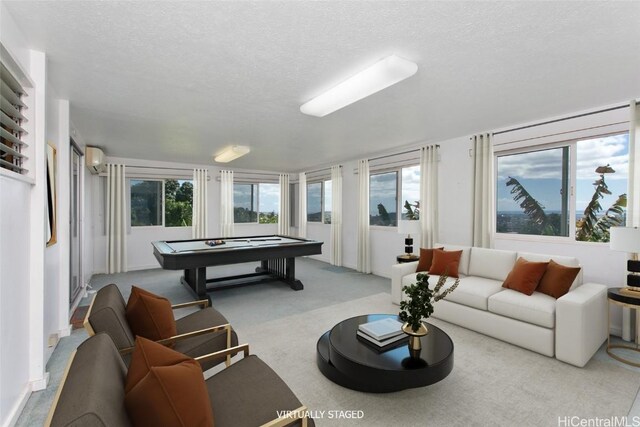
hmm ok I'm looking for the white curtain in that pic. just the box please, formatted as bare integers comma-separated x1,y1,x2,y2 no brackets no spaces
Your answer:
472,133,495,248
330,165,343,266
623,100,640,341
278,173,290,235
106,164,127,274
219,170,234,237
420,145,439,248
192,168,208,239
357,159,371,273
298,172,307,238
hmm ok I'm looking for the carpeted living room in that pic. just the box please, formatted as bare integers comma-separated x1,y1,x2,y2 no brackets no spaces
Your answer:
1,2,640,427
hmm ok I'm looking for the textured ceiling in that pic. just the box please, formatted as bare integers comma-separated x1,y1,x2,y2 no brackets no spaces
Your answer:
4,1,640,172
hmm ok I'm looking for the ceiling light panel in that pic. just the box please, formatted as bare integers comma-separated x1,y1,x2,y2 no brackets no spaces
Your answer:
300,55,418,117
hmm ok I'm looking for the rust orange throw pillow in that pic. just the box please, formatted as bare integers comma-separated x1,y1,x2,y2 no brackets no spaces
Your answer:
429,249,463,278
124,338,214,427
125,337,192,393
416,247,444,272
502,257,549,296
536,260,581,299
125,286,177,344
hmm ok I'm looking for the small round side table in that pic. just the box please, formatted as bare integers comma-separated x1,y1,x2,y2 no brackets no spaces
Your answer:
607,288,640,367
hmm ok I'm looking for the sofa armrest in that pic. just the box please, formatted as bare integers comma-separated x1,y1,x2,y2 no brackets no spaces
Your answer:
555,283,607,367
391,261,419,305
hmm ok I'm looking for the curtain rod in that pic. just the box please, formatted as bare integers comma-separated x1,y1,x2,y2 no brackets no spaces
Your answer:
368,146,439,162
116,164,199,172
227,171,281,177
476,104,629,139
305,165,342,175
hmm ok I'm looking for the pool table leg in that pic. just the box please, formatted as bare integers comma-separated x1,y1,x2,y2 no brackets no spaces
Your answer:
285,257,303,291
182,267,211,305
258,258,303,290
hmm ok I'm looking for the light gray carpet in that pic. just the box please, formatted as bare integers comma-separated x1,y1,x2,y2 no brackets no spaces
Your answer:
234,292,640,426
16,258,640,426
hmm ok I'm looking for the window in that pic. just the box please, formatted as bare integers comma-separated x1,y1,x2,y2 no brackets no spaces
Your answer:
234,184,258,223
130,179,193,227
258,183,279,223
307,182,322,222
307,180,332,224
0,62,29,175
164,179,193,227
496,133,628,242
131,180,162,226
368,165,421,227
401,165,420,220
370,171,398,226
233,182,279,224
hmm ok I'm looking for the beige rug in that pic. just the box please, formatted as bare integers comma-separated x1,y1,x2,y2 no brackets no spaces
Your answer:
231,293,640,427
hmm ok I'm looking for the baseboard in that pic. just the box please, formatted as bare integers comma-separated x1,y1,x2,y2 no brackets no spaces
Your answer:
610,325,623,338
127,264,161,272
2,384,31,427
30,372,49,392
58,324,72,338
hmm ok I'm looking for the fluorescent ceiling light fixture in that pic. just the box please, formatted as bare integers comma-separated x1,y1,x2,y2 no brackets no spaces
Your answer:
214,145,251,163
300,55,418,117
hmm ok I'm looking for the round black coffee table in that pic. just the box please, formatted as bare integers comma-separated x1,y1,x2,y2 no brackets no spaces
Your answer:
316,314,454,393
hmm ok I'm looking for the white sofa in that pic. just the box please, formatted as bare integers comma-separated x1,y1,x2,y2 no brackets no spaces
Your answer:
391,244,608,367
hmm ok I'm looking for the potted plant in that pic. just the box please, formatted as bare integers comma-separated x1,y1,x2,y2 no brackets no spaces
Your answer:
399,272,459,357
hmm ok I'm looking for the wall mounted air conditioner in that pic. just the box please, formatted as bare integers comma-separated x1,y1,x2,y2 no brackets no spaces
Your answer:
85,147,106,174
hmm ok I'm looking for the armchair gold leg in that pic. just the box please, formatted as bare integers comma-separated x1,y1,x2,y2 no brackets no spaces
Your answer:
226,325,231,367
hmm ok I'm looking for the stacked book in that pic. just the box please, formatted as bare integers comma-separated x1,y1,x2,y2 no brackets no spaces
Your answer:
357,317,407,352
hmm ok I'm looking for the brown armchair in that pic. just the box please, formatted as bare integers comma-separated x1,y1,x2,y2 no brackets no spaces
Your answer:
83,283,238,370
46,333,312,427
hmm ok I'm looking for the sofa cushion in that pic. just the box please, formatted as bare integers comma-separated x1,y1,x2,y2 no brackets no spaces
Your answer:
437,275,504,311
429,249,463,278
435,243,471,275
502,257,549,296
488,289,556,328
537,260,581,299
416,247,443,272
517,251,582,290
468,247,517,281
125,286,177,343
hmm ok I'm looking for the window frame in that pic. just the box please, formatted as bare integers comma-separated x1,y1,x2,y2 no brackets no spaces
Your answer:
494,130,629,245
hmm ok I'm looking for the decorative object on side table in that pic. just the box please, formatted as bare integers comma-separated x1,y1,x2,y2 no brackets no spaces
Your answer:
398,219,421,256
397,254,420,264
399,272,459,358
610,227,640,290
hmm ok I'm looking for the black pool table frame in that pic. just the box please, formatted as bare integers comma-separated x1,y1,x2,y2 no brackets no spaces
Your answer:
152,235,323,302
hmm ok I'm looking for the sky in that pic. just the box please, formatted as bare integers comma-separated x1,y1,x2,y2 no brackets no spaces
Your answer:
496,133,628,214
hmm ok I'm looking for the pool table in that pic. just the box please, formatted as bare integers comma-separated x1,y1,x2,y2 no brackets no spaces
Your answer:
152,235,323,302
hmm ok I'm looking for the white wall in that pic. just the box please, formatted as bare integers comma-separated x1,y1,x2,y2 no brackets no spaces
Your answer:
0,5,78,425
0,176,32,427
